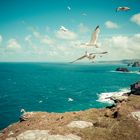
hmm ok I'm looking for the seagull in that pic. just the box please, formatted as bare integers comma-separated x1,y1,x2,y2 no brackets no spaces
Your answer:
68,98,74,102
67,6,71,10
60,26,68,32
70,51,108,63
20,108,26,114
116,7,130,12
81,25,100,48
20,109,34,122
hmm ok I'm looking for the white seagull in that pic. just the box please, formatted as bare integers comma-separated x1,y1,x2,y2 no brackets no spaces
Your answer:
67,6,71,10
81,25,100,48
60,26,68,32
70,51,108,63
116,7,130,12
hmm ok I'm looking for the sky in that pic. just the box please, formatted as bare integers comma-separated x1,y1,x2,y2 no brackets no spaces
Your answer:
0,0,140,62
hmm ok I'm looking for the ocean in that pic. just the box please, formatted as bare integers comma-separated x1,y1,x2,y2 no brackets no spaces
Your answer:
0,62,139,129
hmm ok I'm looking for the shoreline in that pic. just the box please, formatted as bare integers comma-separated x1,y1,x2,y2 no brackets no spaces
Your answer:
1,81,140,140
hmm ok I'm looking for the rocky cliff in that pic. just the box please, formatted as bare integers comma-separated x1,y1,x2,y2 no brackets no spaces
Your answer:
1,82,140,140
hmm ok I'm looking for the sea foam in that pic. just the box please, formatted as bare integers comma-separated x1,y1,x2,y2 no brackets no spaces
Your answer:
110,70,140,75
97,88,130,104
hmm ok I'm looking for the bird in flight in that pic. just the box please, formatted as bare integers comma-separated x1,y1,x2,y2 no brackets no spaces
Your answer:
81,25,100,48
60,26,68,32
116,7,130,12
70,51,108,63
67,6,71,10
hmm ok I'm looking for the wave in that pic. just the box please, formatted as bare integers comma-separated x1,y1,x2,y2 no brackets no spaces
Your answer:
110,70,140,75
97,88,130,104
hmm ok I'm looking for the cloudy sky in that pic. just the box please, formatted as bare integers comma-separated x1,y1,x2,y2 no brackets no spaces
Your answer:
0,0,140,62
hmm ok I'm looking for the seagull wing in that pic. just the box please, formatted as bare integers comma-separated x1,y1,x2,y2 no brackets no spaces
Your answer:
89,25,100,45
89,51,108,55
70,55,86,63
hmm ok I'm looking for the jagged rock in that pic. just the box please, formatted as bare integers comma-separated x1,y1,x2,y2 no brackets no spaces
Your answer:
131,111,140,121
110,95,128,103
132,61,140,67
67,121,93,128
116,67,129,72
6,130,81,140
130,81,140,95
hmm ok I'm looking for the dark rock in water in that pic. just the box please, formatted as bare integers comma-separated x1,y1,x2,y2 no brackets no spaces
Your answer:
130,81,140,95
116,67,129,72
132,61,140,67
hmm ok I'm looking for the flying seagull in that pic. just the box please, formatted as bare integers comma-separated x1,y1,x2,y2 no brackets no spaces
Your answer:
116,7,130,12
67,6,71,10
60,26,68,32
70,51,108,63
81,25,100,48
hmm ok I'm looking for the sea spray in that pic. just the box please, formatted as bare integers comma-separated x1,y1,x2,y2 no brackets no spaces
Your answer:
97,88,130,104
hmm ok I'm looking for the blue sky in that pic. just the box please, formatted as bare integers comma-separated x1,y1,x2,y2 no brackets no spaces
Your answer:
0,0,140,62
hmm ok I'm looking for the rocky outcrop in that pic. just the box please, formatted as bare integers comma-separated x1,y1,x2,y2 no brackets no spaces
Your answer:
130,81,140,95
110,95,128,103
131,111,140,121
6,130,81,140
116,67,129,72
67,121,93,129
132,61,140,67
1,82,140,140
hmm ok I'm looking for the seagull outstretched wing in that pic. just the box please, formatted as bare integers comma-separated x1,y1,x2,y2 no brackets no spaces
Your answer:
70,54,87,63
89,51,108,55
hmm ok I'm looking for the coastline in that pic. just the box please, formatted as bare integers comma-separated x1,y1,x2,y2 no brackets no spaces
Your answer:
1,82,140,140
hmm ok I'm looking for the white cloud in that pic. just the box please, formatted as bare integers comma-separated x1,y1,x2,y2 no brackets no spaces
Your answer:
131,13,140,26
7,39,21,50
32,31,54,45
105,21,119,29
55,27,77,40
40,35,54,45
101,34,140,60
25,35,37,49
78,23,89,33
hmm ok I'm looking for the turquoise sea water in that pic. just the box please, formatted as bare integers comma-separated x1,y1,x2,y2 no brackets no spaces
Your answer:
0,62,139,129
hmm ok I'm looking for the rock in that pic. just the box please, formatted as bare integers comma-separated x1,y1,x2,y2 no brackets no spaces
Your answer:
116,67,129,72
67,121,93,129
110,95,128,103
130,81,140,95
131,111,140,121
8,131,14,136
6,130,81,140
6,138,16,140
104,109,113,117
132,61,140,67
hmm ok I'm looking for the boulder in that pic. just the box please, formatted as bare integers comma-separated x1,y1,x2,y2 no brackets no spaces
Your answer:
131,111,140,121
110,95,128,103
6,130,81,140
132,61,140,67
116,67,129,72
67,121,93,129
130,81,140,95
